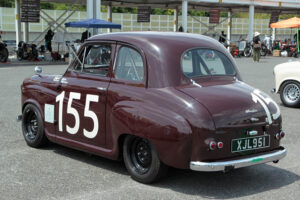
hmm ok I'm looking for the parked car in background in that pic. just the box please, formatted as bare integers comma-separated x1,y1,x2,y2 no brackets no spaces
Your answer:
273,61,300,107
19,32,286,183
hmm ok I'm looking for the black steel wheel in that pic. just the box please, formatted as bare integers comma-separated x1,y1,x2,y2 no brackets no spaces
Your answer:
280,81,300,108
123,136,168,183
22,104,48,147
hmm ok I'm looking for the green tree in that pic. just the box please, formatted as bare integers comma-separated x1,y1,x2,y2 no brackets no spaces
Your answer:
0,0,14,7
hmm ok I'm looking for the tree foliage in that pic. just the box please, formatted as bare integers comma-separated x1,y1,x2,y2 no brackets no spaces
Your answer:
0,0,14,7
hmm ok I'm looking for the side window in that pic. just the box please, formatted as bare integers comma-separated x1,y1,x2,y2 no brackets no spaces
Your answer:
74,44,112,76
199,50,225,75
114,46,144,82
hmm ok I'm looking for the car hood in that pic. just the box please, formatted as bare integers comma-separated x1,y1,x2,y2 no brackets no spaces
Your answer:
176,79,280,129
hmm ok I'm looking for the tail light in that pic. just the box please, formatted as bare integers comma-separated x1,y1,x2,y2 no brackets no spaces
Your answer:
209,141,217,150
217,142,223,149
280,131,285,138
209,141,224,150
275,133,281,140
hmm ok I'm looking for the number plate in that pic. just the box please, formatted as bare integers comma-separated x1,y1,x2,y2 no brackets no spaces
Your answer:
231,135,270,153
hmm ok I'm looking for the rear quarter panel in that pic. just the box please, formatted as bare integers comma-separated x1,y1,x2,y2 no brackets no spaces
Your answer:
106,82,215,169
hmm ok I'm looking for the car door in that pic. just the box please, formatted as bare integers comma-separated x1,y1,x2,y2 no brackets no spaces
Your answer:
55,42,116,148
105,43,147,149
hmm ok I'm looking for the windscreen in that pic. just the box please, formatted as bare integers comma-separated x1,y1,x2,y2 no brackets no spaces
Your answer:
181,48,236,78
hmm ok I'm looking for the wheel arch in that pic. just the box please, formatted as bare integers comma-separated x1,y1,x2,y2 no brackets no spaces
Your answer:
22,99,44,116
278,79,300,93
117,133,129,160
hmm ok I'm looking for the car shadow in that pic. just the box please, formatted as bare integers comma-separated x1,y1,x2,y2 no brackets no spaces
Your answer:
279,102,300,110
43,143,299,199
154,165,299,199
43,142,128,175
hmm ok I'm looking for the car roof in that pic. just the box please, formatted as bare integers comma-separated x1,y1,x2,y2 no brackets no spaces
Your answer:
87,32,241,88
89,32,217,45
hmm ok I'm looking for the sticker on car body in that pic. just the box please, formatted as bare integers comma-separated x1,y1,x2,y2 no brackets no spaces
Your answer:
44,104,54,123
251,89,280,124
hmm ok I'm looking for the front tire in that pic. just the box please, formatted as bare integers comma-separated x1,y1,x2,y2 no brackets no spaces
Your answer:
280,81,300,107
22,104,48,147
244,47,252,57
123,136,168,183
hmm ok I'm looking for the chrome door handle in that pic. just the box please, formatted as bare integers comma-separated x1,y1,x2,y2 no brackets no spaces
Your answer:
97,87,107,96
61,78,68,84
97,87,106,92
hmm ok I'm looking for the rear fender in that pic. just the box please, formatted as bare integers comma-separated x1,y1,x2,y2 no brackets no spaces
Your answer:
111,101,193,169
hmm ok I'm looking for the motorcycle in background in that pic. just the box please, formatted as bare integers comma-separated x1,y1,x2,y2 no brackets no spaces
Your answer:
243,41,268,57
17,41,38,61
0,41,9,63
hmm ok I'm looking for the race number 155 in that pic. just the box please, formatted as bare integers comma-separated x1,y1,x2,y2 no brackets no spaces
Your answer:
56,91,99,138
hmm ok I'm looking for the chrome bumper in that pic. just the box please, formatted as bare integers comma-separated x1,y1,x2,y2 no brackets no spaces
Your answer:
190,148,287,172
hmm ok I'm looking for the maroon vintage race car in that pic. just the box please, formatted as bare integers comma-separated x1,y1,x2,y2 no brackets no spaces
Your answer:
19,32,286,183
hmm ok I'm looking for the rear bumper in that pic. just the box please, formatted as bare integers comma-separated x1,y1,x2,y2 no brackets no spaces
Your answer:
190,148,286,172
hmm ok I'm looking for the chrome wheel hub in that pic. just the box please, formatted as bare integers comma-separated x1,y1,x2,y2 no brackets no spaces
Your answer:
283,83,300,103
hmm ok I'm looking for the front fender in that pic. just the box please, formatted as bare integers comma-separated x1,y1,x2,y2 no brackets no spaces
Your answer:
22,82,57,141
110,101,193,169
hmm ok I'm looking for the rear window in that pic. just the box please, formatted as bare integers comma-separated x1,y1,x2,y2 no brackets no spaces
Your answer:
181,48,236,78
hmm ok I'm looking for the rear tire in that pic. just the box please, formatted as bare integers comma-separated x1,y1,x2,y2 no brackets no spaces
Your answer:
280,81,300,107
123,135,168,184
22,104,48,148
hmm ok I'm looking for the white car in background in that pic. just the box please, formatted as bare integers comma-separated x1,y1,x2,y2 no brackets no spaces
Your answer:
273,61,300,107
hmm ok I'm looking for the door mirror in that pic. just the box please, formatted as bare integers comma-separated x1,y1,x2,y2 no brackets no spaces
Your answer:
35,66,42,75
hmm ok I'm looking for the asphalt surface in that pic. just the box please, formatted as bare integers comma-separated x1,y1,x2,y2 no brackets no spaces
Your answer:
1,57,300,200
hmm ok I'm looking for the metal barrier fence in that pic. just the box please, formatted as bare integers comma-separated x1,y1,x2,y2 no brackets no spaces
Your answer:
0,7,295,37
